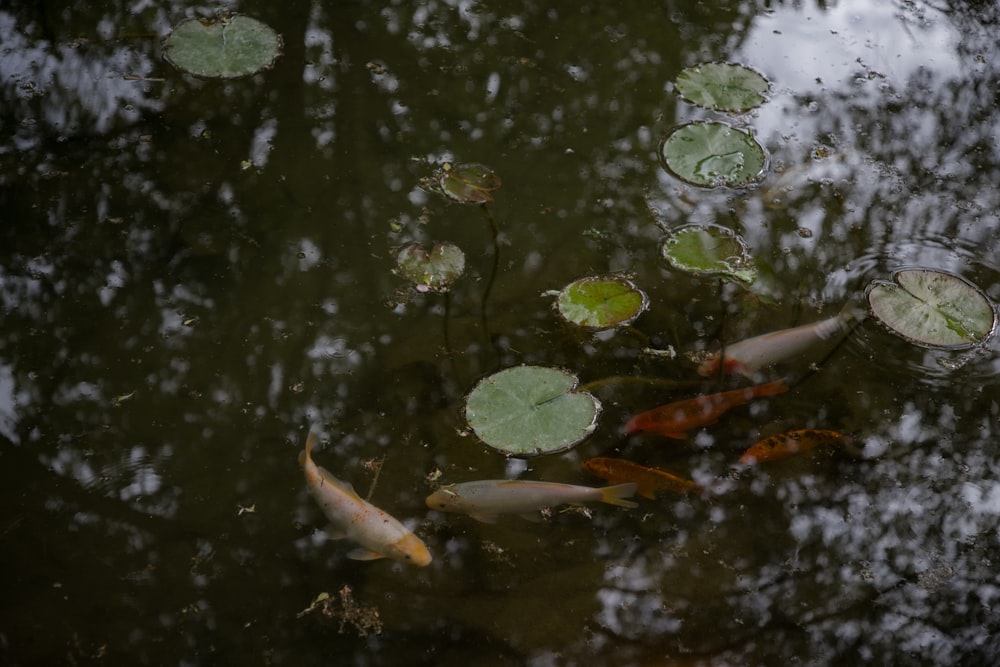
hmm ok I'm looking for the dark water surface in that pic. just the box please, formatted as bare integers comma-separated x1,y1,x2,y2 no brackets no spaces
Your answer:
3,1,1000,665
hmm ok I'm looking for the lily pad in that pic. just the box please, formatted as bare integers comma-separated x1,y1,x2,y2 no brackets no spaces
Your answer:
866,268,996,349
661,224,757,284
464,366,601,457
396,242,466,293
675,62,770,113
163,15,282,79
658,121,767,188
553,275,649,329
426,162,502,204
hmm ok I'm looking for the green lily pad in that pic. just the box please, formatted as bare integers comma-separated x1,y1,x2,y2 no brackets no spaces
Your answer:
661,224,757,284
675,62,770,113
553,275,648,329
465,366,601,457
162,16,282,79
396,242,466,293
658,121,767,188
425,162,502,204
866,268,996,349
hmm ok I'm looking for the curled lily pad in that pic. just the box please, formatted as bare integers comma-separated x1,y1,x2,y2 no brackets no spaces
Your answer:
465,366,601,457
866,268,996,349
658,121,767,188
162,15,282,79
396,242,466,293
675,62,769,113
661,224,756,284
553,275,649,329
425,162,501,204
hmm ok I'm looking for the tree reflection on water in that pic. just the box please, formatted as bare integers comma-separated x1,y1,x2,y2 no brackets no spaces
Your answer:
1,1,999,665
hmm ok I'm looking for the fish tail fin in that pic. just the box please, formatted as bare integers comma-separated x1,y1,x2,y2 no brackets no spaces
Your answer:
838,301,869,324
299,429,319,467
599,482,639,508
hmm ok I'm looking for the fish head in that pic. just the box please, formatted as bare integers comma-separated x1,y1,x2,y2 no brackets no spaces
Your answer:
385,533,432,567
425,485,463,513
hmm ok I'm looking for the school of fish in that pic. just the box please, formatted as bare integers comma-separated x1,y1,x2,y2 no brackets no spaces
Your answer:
298,302,866,566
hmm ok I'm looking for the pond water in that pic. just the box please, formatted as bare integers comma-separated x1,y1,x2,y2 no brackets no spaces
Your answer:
3,1,1000,665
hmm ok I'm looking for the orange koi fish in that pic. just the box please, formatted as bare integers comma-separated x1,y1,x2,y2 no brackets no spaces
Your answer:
300,431,432,566
739,428,855,465
699,304,867,379
624,378,789,439
582,457,701,499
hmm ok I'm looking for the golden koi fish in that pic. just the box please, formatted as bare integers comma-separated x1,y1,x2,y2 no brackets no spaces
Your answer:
300,431,432,566
699,304,867,379
624,378,789,439
582,456,701,499
739,428,856,465
425,479,638,523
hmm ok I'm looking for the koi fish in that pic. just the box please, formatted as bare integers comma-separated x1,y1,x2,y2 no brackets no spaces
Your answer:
582,456,701,499
624,378,789,439
299,431,432,566
739,428,856,465
698,304,867,379
425,479,638,523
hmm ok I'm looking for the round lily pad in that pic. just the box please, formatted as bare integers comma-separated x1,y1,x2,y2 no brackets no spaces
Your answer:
658,121,767,188
553,275,649,329
464,366,601,457
396,242,466,293
866,268,996,349
426,162,502,204
163,15,282,79
661,224,756,284
675,62,770,113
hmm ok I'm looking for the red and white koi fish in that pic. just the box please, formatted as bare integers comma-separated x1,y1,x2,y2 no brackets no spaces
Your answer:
425,479,638,523
300,431,432,566
624,378,789,439
698,304,867,379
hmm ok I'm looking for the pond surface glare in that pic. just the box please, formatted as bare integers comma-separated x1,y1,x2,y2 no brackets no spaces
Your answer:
2,1,1000,665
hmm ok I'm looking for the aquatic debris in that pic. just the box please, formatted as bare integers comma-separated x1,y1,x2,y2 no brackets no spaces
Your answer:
297,586,383,637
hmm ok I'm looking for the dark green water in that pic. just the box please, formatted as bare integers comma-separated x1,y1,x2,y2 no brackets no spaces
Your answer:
3,1,1000,665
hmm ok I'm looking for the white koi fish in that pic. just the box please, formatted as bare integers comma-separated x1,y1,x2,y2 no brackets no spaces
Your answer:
698,303,867,379
300,431,432,566
425,479,638,523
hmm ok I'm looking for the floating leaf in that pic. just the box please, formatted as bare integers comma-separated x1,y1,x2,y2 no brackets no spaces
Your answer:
661,224,756,283
658,121,767,188
425,162,502,204
675,62,769,113
553,275,649,329
866,268,996,349
162,16,283,79
465,366,601,457
396,242,466,293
